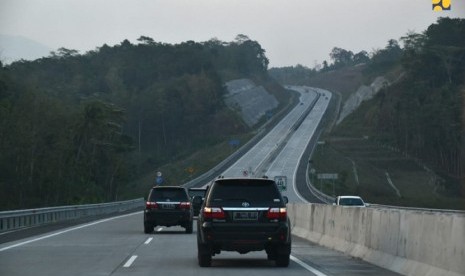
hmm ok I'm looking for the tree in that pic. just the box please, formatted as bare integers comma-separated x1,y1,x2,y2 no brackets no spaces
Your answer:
353,51,369,64
329,47,354,68
234,34,250,45
372,18,465,192
0,35,276,209
50,47,80,58
137,36,156,45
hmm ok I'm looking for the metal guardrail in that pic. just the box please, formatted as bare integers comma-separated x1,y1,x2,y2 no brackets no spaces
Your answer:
0,198,144,232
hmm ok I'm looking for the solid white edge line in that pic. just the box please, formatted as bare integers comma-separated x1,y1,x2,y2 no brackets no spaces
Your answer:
144,237,153,244
0,211,141,252
123,255,138,268
291,255,328,276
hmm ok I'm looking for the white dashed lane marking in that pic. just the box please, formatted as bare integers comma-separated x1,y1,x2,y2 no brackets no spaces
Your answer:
123,255,138,268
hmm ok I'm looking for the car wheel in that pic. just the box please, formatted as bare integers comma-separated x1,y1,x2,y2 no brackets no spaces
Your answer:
185,221,193,234
144,222,153,234
275,253,290,267
197,243,212,267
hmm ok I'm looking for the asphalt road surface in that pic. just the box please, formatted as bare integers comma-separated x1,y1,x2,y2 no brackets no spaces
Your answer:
0,212,402,276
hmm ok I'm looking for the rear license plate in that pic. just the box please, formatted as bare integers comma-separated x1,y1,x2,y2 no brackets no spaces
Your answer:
162,204,175,209
233,211,258,221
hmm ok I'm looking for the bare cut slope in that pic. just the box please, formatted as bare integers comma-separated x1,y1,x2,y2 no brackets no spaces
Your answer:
224,79,279,127
306,65,366,102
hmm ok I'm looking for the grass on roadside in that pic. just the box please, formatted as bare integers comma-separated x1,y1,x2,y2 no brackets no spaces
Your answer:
310,137,465,210
122,133,254,198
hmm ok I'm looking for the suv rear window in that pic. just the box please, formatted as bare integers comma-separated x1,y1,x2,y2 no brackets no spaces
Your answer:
339,197,364,206
150,188,188,202
207,179,283,207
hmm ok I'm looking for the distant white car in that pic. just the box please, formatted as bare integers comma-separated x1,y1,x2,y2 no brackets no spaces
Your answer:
333,196,367,207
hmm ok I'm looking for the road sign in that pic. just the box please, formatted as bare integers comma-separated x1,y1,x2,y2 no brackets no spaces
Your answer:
229,139,240,146
274,176,287,191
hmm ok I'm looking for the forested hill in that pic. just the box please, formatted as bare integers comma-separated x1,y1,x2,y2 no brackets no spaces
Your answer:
0,35,286,210
270,18,465,200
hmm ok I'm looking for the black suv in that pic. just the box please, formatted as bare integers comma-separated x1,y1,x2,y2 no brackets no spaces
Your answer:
144,186,193,234
195,177,291,267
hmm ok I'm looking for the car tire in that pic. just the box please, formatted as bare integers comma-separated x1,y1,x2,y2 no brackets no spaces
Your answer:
144,222,153,234
185,221,193,234
197,244,212,267
275,253,290,267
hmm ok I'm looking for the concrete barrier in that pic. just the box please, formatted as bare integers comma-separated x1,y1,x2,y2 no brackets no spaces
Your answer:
288,203,465,276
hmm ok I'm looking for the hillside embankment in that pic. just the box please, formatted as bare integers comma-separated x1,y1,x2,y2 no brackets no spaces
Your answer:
306,66,464,210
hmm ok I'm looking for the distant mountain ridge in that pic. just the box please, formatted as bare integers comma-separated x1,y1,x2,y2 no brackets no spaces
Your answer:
0,34,52,64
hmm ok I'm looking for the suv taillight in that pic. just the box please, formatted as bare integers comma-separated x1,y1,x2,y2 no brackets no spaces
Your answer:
267,207,287,220
180,202,191,209
203,207,225,219
146,201,158,209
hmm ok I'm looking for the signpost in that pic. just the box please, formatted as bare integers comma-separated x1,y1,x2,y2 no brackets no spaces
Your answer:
229,139,240,147
155,171,163,185
274,176,287,192
317,173,338,196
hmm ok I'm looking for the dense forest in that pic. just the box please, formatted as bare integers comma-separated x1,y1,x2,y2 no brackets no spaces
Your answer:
0,35,279,210
270,18,465,196
373,18,464,188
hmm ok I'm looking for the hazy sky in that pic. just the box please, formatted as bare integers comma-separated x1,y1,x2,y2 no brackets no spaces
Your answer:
0,0,464,67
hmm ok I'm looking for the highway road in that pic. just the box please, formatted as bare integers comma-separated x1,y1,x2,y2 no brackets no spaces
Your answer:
266,87,331,203
0,87,402,275
0,212,401,276
221,87,318,178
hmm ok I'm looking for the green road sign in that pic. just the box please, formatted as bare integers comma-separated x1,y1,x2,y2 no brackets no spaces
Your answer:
274,176,287,191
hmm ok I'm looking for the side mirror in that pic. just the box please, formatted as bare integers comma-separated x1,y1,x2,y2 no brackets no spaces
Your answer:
282,196,289,204
192,196,203,205
364,203,370,207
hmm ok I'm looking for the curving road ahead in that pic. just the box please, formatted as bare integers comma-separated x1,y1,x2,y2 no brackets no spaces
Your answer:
222,88,318,178
0,87,402,276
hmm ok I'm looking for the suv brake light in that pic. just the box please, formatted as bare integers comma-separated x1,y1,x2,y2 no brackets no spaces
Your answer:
180,202,191,209
203,207,225,219
267,207,287,220
146,201,158,209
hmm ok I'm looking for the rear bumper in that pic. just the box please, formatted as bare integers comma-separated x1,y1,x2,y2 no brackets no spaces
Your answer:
144,209,192,226
199,221,291,252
